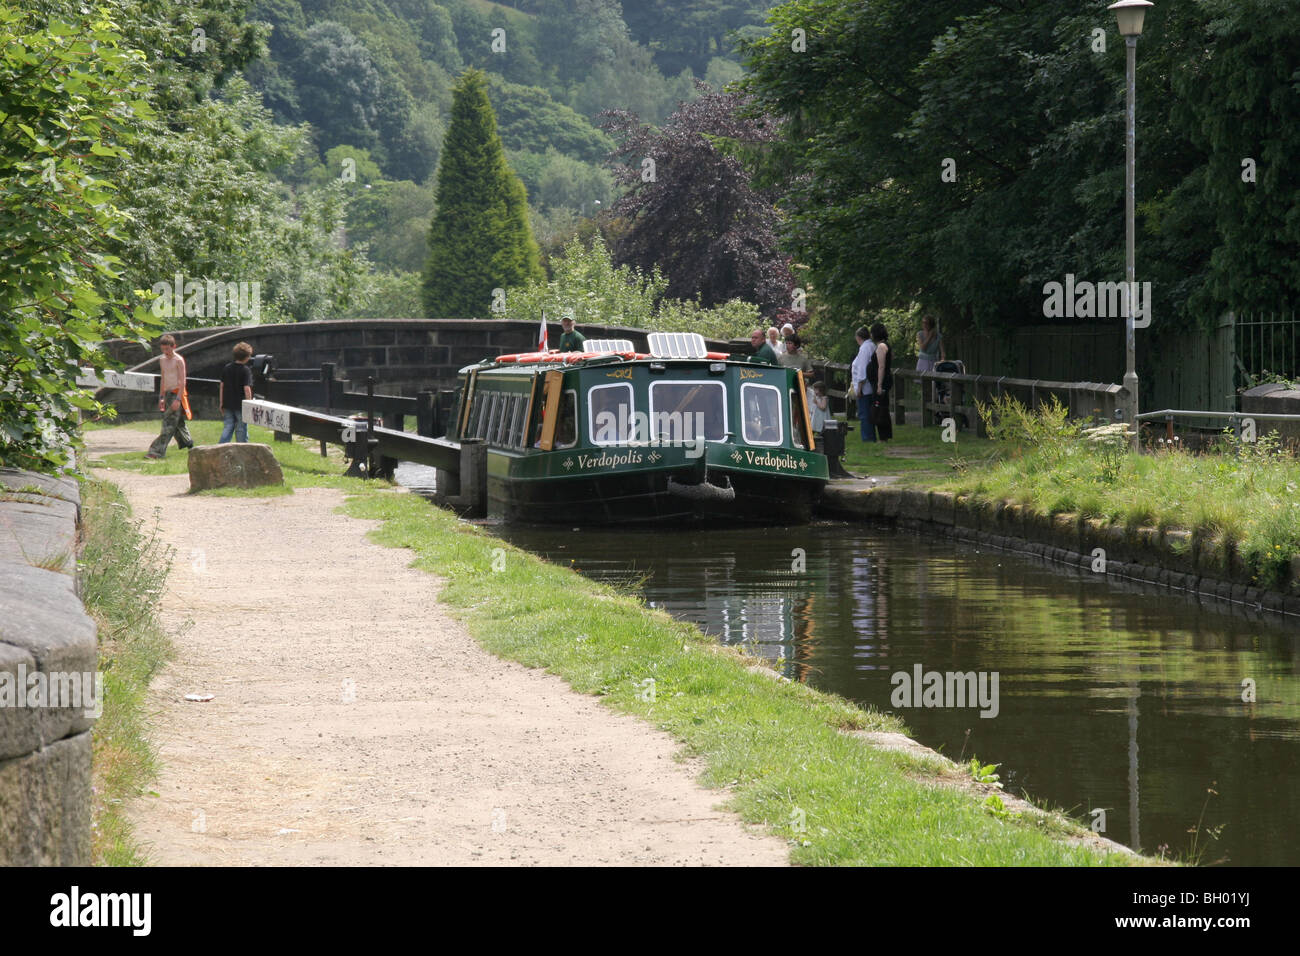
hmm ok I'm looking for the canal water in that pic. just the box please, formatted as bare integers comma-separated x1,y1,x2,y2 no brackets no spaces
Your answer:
397,465,1300,865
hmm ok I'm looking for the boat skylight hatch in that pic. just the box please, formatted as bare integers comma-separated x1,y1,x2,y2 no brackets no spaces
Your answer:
583,339,635,353
647,332,708,359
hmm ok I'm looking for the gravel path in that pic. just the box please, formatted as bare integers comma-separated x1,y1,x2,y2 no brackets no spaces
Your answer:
87,431,788,866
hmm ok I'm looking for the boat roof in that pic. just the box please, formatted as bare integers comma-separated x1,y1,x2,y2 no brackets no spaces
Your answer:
461,350,783,376
461,331,779,376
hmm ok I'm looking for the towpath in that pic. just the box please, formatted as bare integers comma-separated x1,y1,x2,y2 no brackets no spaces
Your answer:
86,429,787,866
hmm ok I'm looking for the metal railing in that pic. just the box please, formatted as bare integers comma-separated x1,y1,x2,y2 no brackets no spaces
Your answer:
1234,311,1300,384
1137,407,1300,442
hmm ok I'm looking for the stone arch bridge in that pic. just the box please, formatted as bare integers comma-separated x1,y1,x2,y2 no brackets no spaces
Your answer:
99,319,740,422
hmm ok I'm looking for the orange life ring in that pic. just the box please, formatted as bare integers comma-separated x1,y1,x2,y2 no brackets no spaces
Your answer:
491,350,587,365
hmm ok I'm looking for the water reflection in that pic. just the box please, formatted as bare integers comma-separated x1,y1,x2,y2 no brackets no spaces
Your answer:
398,464,1300,865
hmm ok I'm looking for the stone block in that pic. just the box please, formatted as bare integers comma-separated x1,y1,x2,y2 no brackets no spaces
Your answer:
394,329,434,346
1051,513,1081,552
342,347,387,367
188,443,284,492
0,731,93,865
0,498,79,573
896,489,930,523
953,494,976,529
928,492,955,526
0,564,99,758
0,469,79,507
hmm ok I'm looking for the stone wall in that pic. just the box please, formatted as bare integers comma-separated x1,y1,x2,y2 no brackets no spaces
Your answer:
0,468,97,865
98,320,737,422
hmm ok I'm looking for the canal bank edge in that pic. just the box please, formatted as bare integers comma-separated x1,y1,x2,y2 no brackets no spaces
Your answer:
818,485,1300,617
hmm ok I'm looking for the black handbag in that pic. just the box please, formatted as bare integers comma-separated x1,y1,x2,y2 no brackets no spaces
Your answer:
870,397,890,426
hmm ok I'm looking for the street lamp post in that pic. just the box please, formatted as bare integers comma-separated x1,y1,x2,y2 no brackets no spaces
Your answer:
1109,0,1153,449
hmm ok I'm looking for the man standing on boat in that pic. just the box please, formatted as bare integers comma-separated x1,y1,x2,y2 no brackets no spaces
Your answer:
558,313,586,352
746,328,779,365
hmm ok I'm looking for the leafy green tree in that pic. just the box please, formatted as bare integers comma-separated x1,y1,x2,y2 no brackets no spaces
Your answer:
508,147,611,212
489,76,613,162
1173,0,1300,314
344,269,425,319
292,21,383,154
0,2,158,470
624,0,771,77
112,78,370,325
504,235,758,339
317,144,383,185
536,0,627,88
569,43,696,124
740,0,1275,343
347,178,438,272
423,69,543,317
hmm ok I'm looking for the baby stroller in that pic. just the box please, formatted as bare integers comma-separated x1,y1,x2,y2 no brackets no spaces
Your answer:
931,359,968,430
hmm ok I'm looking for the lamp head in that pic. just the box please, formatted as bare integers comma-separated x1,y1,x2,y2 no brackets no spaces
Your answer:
1108,0,1153,37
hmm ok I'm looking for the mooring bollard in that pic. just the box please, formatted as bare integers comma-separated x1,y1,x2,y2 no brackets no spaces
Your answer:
417,389,436,438
460,438,487,518
821,420,851,479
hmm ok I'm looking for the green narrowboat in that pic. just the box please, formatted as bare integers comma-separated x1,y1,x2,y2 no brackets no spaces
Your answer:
443,333,828,524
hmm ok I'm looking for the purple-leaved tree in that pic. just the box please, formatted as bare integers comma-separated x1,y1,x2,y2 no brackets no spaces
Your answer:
601,85,796,321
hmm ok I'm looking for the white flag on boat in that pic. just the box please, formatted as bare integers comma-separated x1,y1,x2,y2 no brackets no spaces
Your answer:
537,313,548,352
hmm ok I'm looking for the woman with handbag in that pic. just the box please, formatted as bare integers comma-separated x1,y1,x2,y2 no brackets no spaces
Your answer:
866,322,893,442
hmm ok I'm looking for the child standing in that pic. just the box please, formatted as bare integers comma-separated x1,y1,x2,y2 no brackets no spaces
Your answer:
145,334,191,458
219,342,255,442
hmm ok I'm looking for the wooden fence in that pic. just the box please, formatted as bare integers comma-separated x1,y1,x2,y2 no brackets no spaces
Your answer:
891,371,1125,437
941,316,1237,413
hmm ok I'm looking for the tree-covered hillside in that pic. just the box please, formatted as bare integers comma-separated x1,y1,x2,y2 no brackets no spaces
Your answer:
238,0,777,316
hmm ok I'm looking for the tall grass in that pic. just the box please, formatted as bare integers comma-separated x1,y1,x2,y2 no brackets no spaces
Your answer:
940,397,1300,588
78,478,176,865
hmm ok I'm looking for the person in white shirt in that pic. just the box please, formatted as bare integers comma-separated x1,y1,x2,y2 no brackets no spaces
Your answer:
767,327,785,356
808,380,829,434
850,325,876,441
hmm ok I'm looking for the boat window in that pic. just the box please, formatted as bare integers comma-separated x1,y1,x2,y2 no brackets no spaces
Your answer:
790,389,808,450
648,381,726,442
741,383,784,446
588,383,636,444
493,394,513,446
475,393,496,441
508,394,528,448
555,390,577,448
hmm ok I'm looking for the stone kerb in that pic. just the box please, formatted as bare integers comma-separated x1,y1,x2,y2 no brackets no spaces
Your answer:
0,469,96,865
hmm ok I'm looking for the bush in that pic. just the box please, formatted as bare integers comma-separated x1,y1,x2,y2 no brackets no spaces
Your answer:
0,5,156,472
504,234,759,339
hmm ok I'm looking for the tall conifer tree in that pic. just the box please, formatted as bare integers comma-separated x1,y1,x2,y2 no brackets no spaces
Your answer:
423,69,542,317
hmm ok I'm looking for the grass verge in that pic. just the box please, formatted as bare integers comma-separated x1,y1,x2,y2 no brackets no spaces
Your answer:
339,488,1144,865
936,410,1300,589
77,478,176,865
85,422,1146,865
839,421,1001,486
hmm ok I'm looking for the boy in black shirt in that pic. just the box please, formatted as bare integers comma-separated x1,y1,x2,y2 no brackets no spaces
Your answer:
219,342,255,442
